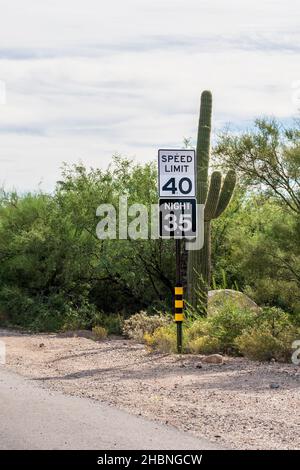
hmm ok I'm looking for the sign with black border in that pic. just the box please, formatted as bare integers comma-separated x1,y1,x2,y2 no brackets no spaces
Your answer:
158,149,196,198
159,198,197,239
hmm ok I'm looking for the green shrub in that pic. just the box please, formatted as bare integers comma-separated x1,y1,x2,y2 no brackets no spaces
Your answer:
185,301,255,355
186,317,212,340
93,312,124,335
144,324,177,353
244,279,300,314
188,335,221,354
254,306,293,331
0,286,65,331
29,306,64,332
291,310,300,327
63,306,124,334
236,307,300,362
92,325,108,340
236,324,299,362
207,301,256,353
122,311,170,342
0,286,36,327
129,303,299,363
143,301,257,355
62,302,104,331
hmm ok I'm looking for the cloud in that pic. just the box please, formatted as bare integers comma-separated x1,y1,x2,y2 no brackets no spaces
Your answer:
1,31,300,62
0,0,299,191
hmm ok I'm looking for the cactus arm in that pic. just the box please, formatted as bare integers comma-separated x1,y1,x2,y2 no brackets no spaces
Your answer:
204,171,221,221
197,91,212,204
213,170,236,219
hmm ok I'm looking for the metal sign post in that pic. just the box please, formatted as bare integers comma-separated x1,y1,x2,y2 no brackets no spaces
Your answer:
157,149,197,354
175,240,183,353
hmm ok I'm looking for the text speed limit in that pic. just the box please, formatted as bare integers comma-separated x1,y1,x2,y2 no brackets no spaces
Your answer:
158,149,196,197
159,198,197,239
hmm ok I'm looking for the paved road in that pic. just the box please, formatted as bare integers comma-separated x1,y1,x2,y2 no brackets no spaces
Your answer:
0,367,220,450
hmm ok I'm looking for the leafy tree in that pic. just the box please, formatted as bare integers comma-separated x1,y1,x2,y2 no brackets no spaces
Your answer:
0,157,175,330
214,118,300,214
211,192,300,313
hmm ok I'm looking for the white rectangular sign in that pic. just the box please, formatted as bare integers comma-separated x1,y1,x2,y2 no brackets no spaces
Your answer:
158,149,196,198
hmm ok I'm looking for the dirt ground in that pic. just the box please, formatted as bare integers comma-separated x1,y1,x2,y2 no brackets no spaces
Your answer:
0,328,299,450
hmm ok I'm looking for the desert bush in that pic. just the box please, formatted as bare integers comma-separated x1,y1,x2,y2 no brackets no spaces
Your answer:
236,325,299,362
101,313,124,335
188,335,221,354
62,302,104,331
141,303,299,362
186,316,211,339
253,306,293,331
120,301,300,362
90,311,124,335
236,306,300,361
92,325,108,341
185,301,255,354
63,308,124,334
144,324,177,353
207,301,256,353
186,305,300,360
0,286,66,331
122,311,170,342
143,301,257,355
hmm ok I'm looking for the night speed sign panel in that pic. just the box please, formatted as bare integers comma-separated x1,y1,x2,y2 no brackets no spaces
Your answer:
158,149,196,198
159,198,197,239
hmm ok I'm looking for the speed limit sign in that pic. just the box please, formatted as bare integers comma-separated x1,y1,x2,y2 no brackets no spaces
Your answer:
158,149,196,197
159,198,197,239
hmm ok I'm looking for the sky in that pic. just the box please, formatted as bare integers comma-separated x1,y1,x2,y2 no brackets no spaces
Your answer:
0,0,299,192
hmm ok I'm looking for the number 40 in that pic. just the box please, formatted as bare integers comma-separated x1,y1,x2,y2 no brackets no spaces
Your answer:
162,177,192,194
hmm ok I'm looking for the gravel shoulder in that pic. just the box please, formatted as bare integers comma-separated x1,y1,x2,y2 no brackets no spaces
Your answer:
0,328,299,450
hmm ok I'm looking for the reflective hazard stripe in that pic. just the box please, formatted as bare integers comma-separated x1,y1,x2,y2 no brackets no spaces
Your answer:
174,286,184,322
175,300,183,309
175,313,184,322
175,286,183,295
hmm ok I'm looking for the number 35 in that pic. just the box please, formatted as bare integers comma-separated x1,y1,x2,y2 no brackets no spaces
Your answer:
164,213,192,232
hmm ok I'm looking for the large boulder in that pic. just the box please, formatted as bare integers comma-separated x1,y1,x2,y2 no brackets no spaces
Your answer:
208,289,260,316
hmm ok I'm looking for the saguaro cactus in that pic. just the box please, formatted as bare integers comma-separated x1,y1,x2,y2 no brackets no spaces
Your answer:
187,91,236,312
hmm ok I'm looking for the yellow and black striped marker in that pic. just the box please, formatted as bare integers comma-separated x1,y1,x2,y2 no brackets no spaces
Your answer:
174,286,184,322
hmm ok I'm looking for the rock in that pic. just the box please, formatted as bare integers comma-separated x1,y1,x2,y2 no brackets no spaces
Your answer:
201,354,224,364
73,330,95,339
270,383,280,389
58,330,94,339
208,289,260,316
